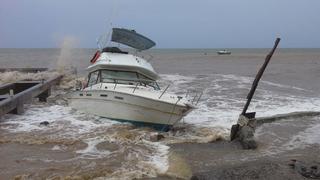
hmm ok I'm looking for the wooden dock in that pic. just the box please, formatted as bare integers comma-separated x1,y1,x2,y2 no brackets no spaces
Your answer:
0,75,63,117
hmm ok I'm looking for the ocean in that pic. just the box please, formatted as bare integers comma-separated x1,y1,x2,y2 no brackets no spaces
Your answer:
0,48,320,179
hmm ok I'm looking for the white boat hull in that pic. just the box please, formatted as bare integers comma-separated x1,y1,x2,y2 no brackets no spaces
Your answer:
68,90,193,127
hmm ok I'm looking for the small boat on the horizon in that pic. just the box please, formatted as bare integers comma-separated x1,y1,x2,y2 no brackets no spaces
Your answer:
217,50,231,55
68,28,196,130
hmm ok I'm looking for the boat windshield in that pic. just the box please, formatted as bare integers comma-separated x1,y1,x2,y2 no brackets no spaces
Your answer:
88,70,160,90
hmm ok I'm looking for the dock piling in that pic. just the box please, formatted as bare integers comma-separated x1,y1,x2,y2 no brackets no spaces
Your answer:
10,101,24,115
230,38,281,149
38,89,51,102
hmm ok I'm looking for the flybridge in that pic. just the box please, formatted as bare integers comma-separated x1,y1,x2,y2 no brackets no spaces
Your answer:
91,28,156,63
111,28,156,51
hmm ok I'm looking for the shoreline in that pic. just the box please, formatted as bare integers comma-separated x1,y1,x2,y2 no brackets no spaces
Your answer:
168,141,320,180
146,112,320,180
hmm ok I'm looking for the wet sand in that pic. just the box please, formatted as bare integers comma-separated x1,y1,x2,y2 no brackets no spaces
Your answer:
170,132,320,180
141,113,320,180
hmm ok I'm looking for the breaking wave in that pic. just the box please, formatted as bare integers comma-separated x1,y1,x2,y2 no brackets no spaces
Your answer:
161,73,320,130
0,71,60,85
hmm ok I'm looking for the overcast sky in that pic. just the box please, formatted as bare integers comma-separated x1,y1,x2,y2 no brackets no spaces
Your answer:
1,0,320,48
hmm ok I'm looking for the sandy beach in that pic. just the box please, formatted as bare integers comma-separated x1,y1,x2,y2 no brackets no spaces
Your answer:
169,122,320,179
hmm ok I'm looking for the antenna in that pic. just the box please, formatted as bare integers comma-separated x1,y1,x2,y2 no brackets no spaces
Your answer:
96,0,119,50
97,23,113,51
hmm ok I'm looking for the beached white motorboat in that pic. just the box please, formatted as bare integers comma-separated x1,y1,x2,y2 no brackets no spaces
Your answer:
217,50,231,55
68,28,195,130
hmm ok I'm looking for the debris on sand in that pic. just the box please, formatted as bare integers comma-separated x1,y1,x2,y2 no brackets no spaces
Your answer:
289,159,320,179
39,121,50,126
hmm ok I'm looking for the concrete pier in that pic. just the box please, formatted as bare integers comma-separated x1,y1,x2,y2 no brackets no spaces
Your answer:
0,75,62,117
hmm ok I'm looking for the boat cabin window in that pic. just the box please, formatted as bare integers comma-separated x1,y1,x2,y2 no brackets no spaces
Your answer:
137,73,160,90
88,71,99,87
102,47,128,54
87,70,160,90
101,70,138,84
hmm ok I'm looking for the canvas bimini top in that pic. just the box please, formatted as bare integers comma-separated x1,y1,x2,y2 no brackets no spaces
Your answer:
111,28,156,51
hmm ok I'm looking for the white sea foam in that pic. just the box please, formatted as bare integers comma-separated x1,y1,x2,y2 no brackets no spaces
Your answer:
1,103,170,177
76,137,111,159
160,74,196,83
220,74,308,91
253,116,320,157
51,144,69,152
0,71,60,85
162,73,320,131
1,105,118,135
261,80,309,92
143,140,170,174
284,118,320,150
52,145,62,151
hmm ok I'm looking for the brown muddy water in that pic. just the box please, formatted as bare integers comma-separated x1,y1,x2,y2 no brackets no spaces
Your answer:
0,48,320,179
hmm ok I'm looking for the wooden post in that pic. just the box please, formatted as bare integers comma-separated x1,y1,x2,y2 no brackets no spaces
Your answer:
241,38,281,116
230,38,281,148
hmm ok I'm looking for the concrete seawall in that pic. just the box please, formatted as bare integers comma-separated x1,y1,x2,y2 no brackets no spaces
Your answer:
0,75,62,117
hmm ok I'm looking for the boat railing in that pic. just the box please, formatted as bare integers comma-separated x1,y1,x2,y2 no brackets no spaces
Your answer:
103,79,171,99
132,80,140,93
98,78,160,91
135,51,154,62
103,78,172,99
146,54,154,62
163,95,182,131
158,84,170,99
104,77,156,84
185,89,204,105
80,77,204,105
113,80,118,90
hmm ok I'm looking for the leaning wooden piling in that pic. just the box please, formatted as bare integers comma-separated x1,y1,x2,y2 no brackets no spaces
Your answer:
0,75,63,117
230,38,281,149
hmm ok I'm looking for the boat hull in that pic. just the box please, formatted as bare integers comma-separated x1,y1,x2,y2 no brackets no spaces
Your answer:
68,90,192,128
217,52,231,55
